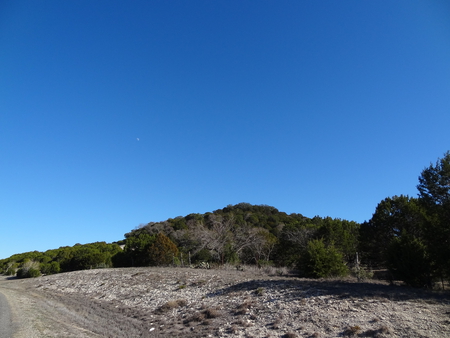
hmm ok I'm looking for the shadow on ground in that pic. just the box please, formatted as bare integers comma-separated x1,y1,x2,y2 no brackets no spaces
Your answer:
206,278,450,303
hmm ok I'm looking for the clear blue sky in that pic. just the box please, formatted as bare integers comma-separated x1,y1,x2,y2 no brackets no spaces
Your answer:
1,1,449,259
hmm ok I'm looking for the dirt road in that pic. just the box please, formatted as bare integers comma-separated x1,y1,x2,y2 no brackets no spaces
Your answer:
0,290,12,338
0,276,103,338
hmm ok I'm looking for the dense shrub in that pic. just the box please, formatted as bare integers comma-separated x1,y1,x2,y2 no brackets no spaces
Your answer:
111,251,131,267
40,261,61,275
5,267,16,276
16,260,41,278
386,233,432,287
299,239,348,278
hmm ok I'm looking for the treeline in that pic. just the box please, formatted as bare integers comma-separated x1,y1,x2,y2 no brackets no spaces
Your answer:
0,205,361,279
0,242,122,278
116,204,360,279
1,152,449,288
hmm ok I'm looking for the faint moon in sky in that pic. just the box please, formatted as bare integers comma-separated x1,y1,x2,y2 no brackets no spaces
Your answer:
136,138,140,141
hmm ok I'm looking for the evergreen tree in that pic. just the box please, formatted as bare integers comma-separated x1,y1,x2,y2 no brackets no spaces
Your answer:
148,233,179,265
361,195,427,268
417,151,450,280
124,233,156,266
299,239,348,278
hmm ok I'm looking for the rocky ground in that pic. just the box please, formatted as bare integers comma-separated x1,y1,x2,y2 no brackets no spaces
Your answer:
1,266,450,338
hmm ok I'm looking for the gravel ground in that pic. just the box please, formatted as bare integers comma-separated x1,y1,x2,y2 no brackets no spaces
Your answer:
1,267,450,337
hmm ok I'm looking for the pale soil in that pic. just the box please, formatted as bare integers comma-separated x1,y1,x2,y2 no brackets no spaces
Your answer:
1,267,450,338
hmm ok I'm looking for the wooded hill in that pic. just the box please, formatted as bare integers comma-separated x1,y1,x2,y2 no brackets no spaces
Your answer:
118,203,359,273
1,151,449,289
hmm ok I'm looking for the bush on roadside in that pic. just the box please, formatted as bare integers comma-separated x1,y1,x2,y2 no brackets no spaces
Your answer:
5,267,16,276
16,260,41,278
40,261,61,275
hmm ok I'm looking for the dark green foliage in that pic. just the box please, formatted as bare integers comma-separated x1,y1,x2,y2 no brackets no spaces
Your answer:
111,250,130,267
26,267,41,278
362,195,433,287
58,242,121,271
191,248,213,263
417,151,450,280
168,216,188,230
67,247,107,271
317,217,359,261
0,242,123,277
16,260,41,278
15,268,25,278
124,233,156,266
360,195,427,268
5,267,16,276
299,239,348,278
120,203,362,271
0,202,395,282
361,151,450,287
40,261,60,275
386,232,432,287
417,151,450,206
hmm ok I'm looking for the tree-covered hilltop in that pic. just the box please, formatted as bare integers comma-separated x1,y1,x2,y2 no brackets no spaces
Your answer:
0,204,360,280
119,203,359,273
2,151,449,288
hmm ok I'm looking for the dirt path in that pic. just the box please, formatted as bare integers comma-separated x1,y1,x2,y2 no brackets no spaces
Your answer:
0,276,103,338
0,275,156,338
0,290,12,338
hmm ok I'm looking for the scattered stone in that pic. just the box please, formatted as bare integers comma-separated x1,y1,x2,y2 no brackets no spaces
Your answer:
21,267,450,338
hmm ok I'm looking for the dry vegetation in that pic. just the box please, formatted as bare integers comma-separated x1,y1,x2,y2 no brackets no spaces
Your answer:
1,266,450,337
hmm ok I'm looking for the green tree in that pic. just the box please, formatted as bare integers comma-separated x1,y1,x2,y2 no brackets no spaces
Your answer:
70,247,107,270
417,151,450,280
317,218,360,262
418,151,450,206
360,195,427,268
124,233,156,266
386,231,432,287
299,239,348,278
40,261,61,275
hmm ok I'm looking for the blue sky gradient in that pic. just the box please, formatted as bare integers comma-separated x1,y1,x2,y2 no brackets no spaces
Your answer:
1,1,450,259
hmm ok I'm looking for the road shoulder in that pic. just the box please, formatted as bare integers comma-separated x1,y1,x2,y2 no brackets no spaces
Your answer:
0,276,99,338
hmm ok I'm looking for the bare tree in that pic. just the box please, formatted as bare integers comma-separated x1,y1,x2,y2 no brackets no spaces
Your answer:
282,227,316,249
207,214,234,264
246,228,278,264
230,223,253,254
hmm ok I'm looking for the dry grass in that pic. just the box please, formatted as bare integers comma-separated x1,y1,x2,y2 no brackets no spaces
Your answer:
235,300,254,315
204,307,221,318
343,325,361,336
272,316,283,329
155,299,187,313
283,333,298,338
184,311,205,324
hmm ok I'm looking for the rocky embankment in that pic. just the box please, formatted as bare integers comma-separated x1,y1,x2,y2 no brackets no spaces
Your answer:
2,267,450,337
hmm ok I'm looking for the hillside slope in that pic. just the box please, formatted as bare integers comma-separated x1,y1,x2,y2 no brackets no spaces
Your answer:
1,267,449,337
